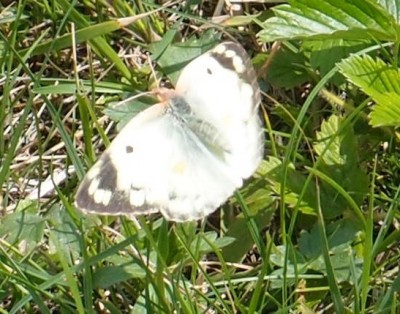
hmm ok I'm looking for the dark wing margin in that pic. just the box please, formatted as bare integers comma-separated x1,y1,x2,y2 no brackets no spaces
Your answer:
75,153,152,215
210,42,261,113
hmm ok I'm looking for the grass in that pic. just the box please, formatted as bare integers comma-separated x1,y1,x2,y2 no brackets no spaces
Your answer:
1,0,400,313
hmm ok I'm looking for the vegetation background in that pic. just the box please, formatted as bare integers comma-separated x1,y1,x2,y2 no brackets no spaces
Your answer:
1,0,400,313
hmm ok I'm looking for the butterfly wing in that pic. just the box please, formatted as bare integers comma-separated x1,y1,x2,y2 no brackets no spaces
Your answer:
75,102,241,221
176,42,264,180
75,42,263,221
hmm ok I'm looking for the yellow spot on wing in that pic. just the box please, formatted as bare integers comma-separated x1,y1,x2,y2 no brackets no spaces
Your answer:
172,161,187,174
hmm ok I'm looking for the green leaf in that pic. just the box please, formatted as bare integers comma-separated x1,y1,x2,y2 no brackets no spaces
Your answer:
189,231,234,253
266,45,310,88
314,115,369,211
299,220,363,283
338,54,400,95
378,0,400,23
305,39,369,80
104,96,154,130
221,14,260,27
338,54,400,127
0,201,45,254
314,115,347,166
266,159,321,216
298,219,361,259
47,205,82,261
149,31,220,85
222,209,274,262
308,244,363,283
369,92,400,126
93,264,146,288
258,0,397,42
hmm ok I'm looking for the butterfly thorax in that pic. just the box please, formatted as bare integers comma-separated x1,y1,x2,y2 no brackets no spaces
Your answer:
166,94,232,161
168,94,193,116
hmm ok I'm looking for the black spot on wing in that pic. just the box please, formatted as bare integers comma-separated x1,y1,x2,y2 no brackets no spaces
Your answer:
126,145,134,153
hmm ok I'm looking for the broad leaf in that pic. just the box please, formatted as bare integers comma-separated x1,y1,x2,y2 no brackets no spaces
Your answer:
149,31,220,85
314,115,369,207
0,201,45,254
369,92,400,126
258,0,397,42
299,220,363,283
305,39,369,82
338,54,400,127
104,97,154,130
93,264,146,288
378,0,400,23
315,115,347,166
266,45,310,88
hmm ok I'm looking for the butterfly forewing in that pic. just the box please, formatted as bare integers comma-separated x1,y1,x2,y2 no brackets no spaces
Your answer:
75,42,263,222
175,42,263,179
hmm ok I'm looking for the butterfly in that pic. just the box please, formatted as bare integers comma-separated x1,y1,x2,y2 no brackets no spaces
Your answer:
75,41,264,222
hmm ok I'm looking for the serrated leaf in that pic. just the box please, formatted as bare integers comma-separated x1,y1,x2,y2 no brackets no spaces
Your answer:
338,54,400,95
314,115,346,165
256,157,283,176
258,0,397,42
369,92,400,126
378,0,400,23
313,115,369,209
263,122,368,219
338,54,400,127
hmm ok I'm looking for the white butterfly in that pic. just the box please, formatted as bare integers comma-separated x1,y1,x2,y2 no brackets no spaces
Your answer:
75,42,264,222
